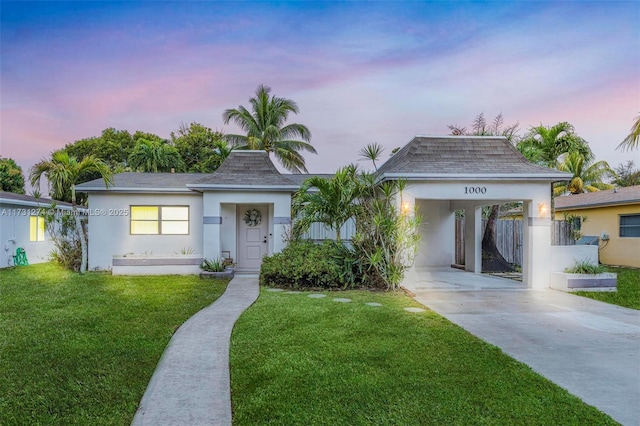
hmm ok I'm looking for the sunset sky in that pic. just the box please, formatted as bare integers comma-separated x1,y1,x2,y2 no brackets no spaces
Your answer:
1,1,639,188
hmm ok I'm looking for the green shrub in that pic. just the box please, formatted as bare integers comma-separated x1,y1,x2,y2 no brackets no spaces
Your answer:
260,240,360,289
565,259,608,274
201,257,225,272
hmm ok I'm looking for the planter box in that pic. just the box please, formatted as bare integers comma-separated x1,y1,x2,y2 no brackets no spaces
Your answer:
112,255,203,275
200,268,235,279
550,272,617,292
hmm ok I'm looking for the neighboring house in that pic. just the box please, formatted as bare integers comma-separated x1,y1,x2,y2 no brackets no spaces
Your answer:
0,191,76,267
554,185,640,268
77,135,571,289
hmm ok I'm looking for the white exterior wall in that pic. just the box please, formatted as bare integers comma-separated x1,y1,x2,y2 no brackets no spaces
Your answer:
415,199,455,267
202,191,292,262
404,180,553,288
0,201,73,267
86,192,203,271
549,245,599,273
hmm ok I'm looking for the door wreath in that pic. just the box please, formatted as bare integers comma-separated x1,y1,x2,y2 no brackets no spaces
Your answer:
244,208,262,227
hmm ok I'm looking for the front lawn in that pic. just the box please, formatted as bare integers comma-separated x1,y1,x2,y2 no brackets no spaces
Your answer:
231,290,615,425
0,263,227,425
576,267,640,310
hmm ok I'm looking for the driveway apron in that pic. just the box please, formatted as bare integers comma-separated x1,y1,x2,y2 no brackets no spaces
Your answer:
132,275,259,426
406,268,640,426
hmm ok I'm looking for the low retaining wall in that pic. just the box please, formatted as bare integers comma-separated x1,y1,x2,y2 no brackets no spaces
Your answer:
549,245,599,272
550,272,617,292
112,255,203,275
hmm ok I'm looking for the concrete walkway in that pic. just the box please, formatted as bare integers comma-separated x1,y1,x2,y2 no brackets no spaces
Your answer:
405,268,640,426
131,275,259,426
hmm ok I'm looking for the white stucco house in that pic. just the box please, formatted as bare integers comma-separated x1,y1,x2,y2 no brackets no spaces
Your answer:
76,135,572,289
0,191,77,267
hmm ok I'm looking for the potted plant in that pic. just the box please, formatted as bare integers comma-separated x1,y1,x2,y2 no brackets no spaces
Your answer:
550,259,617,292
200,257,235,279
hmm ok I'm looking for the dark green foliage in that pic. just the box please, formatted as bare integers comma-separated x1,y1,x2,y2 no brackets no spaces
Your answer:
612,161,640,187
0,157,25,194
42,207,84,271
171,122,231,173
260,240,358,289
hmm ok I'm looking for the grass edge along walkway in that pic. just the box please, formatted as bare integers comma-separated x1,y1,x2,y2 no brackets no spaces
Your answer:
230,289,617,425
0,263,228,425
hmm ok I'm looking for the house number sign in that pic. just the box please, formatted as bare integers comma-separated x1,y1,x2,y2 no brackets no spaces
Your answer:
464,186,487,194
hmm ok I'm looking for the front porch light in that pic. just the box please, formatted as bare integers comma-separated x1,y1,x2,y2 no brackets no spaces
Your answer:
401,201,412,214
538,202,549,217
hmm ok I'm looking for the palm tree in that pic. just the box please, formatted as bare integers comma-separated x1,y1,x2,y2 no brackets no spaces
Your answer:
222,84,315,173
517,122,592,167
358,143,385,171
292,165,363,241
617,113,640,151
30,152,113,273
128,138,184,172
554,152,614,195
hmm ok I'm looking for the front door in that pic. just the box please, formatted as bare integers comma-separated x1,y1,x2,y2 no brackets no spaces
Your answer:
237,204,268,272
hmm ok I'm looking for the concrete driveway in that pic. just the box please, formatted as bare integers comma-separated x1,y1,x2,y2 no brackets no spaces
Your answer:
405,267,640,426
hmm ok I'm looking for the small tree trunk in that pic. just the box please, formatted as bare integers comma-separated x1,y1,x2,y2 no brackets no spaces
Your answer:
72,184,88,274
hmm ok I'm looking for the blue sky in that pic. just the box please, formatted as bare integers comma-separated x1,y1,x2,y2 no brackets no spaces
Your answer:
1,1,638,181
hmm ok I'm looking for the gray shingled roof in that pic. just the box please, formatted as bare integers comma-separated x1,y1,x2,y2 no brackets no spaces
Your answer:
555,185,640,210
376,135,570,179
189,151,298,189
76,173,209,191
0,191,75,208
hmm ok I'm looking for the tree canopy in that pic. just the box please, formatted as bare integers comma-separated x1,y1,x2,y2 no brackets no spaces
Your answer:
517,122,592,167
128,139,184,173
555,152,613,195
171,122,232,172
223,84,315,173
0,157,26,194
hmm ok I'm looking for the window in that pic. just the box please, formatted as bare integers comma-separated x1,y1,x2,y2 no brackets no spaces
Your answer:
620,214,640,238
131,206,189,235
30,216,45,242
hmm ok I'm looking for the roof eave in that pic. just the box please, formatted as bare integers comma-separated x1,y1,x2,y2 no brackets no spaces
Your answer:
378,172,572,181
555,199,640,210
186,184,299,191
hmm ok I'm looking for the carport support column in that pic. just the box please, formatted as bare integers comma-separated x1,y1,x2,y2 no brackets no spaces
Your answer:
464,206,482,273
523,200,552,289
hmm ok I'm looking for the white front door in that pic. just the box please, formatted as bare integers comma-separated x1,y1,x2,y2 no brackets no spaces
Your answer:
237,204,269,272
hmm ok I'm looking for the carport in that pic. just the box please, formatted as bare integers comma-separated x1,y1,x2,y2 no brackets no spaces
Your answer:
376,136,570,289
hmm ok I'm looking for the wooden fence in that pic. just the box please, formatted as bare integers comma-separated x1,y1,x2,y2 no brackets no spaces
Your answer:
455,219,574,266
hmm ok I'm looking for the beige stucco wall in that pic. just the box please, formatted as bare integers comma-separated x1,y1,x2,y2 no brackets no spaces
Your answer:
555,204,640,268
86,192,204,271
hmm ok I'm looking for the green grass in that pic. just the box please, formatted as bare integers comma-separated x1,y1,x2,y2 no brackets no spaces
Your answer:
575,267,640,310
231,290,616,425
0,263,227,425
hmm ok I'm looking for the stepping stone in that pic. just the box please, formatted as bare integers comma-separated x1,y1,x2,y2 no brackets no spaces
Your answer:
404,307,426,313
333,298,351,303
308,294,326,299
284,291,302,294
365,302,382,307
266,288,284,292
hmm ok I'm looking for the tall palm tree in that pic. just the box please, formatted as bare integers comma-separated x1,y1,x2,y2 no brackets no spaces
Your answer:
517,122,592,167
554,152,614,195
223,84,315,173
30,152,113,273
128,138,184,172
292,165,363,241
617,113,640,151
